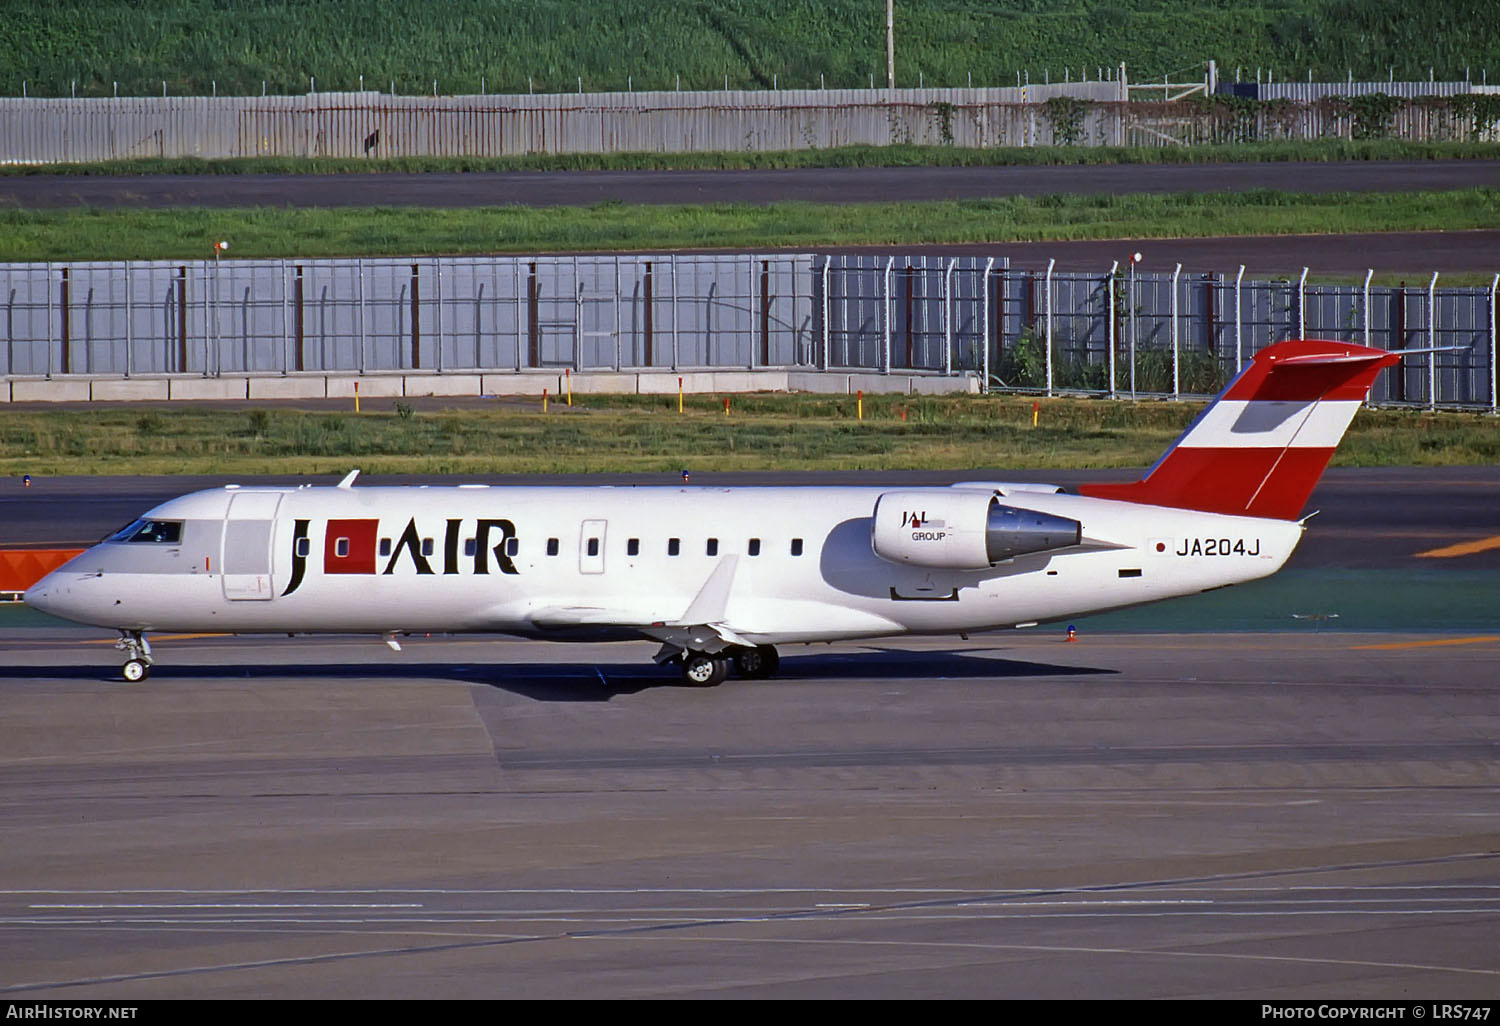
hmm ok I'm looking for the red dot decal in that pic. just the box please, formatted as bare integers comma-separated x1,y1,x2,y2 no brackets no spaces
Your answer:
1156,542,1166,552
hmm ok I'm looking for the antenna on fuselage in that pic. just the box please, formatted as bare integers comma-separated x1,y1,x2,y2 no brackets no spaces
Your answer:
337,469,360,490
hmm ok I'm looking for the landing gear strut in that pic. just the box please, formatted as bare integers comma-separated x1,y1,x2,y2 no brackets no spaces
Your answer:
677,645,780,686
116,630,153,682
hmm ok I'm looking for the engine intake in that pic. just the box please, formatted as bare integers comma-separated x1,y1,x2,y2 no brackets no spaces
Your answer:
871,490,1081,570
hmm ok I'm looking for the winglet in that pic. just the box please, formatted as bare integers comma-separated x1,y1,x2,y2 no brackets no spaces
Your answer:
337,469,361,490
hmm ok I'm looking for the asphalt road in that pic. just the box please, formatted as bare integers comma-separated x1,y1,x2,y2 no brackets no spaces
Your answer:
0,631,1496,998
4,160,1497,209
1,468,1496,997
3,466,1497,571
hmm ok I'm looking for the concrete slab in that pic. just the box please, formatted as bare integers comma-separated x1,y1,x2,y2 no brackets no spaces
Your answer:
325,375,405,398
787,372,853,394
89,378,170,402
8,378,95,403
247,376,328,400
167,376,249,401
568,372,640,394
480,373,559,397
636,371,713,395
403,374,482,398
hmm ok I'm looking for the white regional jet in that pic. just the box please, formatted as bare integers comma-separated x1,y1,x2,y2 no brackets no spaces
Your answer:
27,339,1401,684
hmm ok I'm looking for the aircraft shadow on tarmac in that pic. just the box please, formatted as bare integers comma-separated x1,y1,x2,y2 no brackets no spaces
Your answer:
1,648,1116,701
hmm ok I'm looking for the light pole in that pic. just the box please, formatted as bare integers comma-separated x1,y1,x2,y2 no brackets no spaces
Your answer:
1128,251,1141,398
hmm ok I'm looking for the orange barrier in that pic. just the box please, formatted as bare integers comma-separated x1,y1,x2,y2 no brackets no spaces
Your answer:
0,549,85,594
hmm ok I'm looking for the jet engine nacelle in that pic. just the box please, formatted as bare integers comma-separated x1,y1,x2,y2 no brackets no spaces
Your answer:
871,490,1082,570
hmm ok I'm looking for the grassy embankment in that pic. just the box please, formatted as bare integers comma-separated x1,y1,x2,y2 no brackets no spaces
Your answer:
7,141,1497,178
1,396,1495,478
4,188,1497,265
3,0,1494,96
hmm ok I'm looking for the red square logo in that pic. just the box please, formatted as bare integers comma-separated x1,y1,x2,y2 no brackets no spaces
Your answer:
324,519,379,574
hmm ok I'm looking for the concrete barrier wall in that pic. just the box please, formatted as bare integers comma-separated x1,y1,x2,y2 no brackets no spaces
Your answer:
0,369,981,404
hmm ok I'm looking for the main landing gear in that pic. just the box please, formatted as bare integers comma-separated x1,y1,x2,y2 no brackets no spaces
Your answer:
116,630,153,682
679,645,779,687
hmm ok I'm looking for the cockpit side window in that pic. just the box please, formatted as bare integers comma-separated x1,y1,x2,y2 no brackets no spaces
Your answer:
111,519,184,544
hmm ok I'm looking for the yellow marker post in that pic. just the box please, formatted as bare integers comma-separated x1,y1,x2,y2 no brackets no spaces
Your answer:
542,387,548,413
678,377,684,414
566,368,573,406
354,381,360,414
857,389,863,421
723,397,731,416
1032,400,1039,428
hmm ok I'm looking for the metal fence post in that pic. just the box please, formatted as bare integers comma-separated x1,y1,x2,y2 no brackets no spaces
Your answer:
357,258,366,375
45,261,53,379
1107,261,1118,398
981,257,994,392
821,258,831,370
123,263,132,378
1491,273,1498,413
943,258,955,376
1043,258,1055,396
1128,260,1137,399
280,259,290,374
882,257,893,373
670,254,679,371
436,260,445,374
202,262,211,377
1171,262,1181,398
1234,265,1245,371
1428,270,1439,409
1363,269,1373,348
1297,266,1308,339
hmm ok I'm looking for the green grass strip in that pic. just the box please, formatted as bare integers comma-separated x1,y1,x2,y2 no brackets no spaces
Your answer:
2,396,1495,478
5,141,1495,178
3,188,1497,262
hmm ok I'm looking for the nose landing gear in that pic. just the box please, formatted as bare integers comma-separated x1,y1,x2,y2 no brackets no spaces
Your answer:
115,631,153,682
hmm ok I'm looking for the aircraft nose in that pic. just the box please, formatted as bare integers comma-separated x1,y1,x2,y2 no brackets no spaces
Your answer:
23,573,63,615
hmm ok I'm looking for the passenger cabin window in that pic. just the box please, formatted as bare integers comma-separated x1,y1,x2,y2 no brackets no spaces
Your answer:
547,538,560,556
706,538,719,556
668,538,680,556
748,538,761,556
791,538,804,556
627,538,640,556
506,538,519,557
113,519,183,544
586,538,600,557
295,538,310,558
464,538,477,557
336,538,350,557
380,538,392,557
421,538,434,557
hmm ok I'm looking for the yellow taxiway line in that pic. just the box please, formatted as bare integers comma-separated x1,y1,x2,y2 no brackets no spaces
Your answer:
1350,635,1500,651
1415,535,1500,559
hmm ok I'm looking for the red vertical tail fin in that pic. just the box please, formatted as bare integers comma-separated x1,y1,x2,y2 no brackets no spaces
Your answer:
1080,340,1399,520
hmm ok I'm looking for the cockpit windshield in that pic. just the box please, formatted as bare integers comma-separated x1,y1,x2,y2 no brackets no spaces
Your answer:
108,519,184,544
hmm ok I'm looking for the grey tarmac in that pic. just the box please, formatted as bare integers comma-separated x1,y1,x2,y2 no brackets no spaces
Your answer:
0,467,1497,997
3,160,1497,210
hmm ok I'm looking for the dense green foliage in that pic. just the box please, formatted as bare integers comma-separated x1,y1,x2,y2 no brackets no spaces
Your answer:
4,0,1498,98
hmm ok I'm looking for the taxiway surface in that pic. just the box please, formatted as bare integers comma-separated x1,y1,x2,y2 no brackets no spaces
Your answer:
0,469,1497,997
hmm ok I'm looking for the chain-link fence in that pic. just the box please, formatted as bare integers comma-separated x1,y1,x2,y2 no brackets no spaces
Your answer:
4,254,1496,409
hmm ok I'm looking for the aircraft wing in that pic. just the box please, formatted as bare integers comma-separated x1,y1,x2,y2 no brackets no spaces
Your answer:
527,555,754,654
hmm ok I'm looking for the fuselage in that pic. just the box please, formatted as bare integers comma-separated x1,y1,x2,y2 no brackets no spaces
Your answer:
24,482,1304,643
